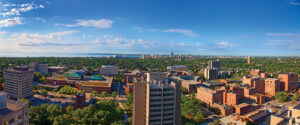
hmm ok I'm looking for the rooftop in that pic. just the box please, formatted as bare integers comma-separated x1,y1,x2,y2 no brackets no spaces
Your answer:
270,115,284,125
66,72,83,78
0,100,26,116
90,75,105,81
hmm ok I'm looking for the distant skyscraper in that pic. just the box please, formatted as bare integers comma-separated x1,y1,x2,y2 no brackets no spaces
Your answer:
141,54,145,59
208,60,221,71
170,51,174,58
248,56,251,64
133,72,181,125
4,66,34,99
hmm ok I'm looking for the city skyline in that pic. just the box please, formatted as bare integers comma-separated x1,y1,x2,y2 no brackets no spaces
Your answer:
0,0,300,56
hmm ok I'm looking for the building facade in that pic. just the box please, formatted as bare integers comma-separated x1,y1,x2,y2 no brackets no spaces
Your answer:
208,60,221,71
265,78,280,97
278,73,298,91
204,67,218,80
0,92,29,125
4,67,34,99
29,62,48,75
133,72,181,125
100,65,119,76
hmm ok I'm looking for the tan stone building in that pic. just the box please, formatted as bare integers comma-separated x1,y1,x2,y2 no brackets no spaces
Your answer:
133,72,181,125
0,92,29,125
4,66,34,99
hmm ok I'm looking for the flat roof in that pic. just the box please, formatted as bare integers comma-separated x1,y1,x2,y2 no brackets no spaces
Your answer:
77,76,112,87
247,110,268,122
270,115,284,125
182,80,201,85
235,103,250,108
0,100,26,116
293,103,300,110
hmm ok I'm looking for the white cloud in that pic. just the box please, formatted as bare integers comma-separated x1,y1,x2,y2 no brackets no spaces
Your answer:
11,31,77,46
19,6,34,12
3,4,16,7
0,17,23,27
163,29,199,37
1,3,45,16
64,19,113,28
215,41,235,48
20,3,34,7
35,17,46,22
266,33,300,37
39,5,45,8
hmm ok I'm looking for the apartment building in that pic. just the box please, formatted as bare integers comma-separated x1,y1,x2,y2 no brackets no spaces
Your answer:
4,66,34,99
132,72,181,125
242,76,265,94
208,60,221,71
278,73,298,91
196,87,224,107
265,78,280,97
204,67,218,80
0,92,29,125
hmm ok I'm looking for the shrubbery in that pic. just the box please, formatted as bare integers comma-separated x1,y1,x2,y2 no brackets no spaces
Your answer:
29,100,124,125
59,85,79,95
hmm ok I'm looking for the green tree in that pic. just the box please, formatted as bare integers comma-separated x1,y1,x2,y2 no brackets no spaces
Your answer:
112,91,118,99
127,93,133,104
292,94,299,101
101,91,108,97
275,92,289,103
41,89,48,96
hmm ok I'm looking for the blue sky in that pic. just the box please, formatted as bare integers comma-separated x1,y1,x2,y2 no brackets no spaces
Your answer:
0,0,300,56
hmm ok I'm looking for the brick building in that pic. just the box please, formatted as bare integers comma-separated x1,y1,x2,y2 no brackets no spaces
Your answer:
243,76,265,94
181,80,201,93
265,78,281,97
249,69,265,77
196,87,224,107
224,92,240,106
278,73,298,91
213,103,234,116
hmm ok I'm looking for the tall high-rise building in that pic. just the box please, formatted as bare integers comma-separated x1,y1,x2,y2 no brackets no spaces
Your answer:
169,51,174,58
28,62,48,75
133,72,181,125
4,66,34,99
208,60,221,71
204,67,218,80
247,56,251,64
